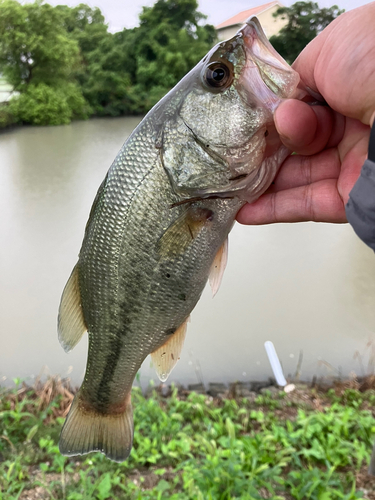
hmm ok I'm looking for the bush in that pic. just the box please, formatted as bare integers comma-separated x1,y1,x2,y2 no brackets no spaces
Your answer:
9,84,71,125
63,82,92,120
8,83,91,126
0,104,15,129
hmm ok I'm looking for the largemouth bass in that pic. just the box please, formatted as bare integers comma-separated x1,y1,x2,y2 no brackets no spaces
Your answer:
58,17,303,461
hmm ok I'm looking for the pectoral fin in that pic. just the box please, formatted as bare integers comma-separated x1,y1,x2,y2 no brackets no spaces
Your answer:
209,237,228,297
151,318,189,382
58,265,87,353
157,206,213,258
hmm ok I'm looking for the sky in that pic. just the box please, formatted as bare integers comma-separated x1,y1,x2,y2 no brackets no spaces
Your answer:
19,0,375,33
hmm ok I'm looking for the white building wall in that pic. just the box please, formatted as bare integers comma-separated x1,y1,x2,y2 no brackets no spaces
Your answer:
216,5,288,41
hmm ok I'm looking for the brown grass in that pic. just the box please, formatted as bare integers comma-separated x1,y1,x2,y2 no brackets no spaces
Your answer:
3,376,76,422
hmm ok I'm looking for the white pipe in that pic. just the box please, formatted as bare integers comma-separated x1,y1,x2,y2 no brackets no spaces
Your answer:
264,340,287,387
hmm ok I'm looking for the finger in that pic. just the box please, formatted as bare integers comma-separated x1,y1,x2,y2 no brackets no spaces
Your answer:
269,148,341,192
236,179,346,225
275,100,335,155
292,30,329,94
337,118,370,204
293,5,375,124
291,16,339,93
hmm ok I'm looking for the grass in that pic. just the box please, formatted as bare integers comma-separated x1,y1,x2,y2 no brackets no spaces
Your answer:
0,377,375,499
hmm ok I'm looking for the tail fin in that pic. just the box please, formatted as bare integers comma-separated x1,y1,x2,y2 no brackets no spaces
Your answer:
59,391,133,462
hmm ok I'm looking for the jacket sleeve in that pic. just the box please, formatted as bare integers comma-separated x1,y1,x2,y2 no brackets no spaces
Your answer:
345,125,375,252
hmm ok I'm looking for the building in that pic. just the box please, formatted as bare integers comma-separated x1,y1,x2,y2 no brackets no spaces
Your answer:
215,1,287,41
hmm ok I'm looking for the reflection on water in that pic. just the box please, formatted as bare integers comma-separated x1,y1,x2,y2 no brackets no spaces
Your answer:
1,117,375,388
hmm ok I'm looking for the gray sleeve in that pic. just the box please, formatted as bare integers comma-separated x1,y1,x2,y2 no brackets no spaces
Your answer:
345,158,375,252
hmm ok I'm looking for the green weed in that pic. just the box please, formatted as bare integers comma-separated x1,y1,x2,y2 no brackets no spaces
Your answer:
0,379,374,499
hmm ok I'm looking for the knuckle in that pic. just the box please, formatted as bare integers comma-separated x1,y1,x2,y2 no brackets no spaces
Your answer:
303,184,315,221
300,155,312,185
269,193,279,223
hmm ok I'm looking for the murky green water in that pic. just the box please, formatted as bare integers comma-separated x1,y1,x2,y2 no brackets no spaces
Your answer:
1,117,375,388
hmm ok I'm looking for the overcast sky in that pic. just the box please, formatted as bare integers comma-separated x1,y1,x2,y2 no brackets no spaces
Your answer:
20,0,375,32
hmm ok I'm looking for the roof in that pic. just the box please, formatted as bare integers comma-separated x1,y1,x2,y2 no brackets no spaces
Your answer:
215,2,282,29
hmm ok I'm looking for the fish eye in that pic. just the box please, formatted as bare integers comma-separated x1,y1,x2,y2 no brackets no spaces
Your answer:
203,62,233,91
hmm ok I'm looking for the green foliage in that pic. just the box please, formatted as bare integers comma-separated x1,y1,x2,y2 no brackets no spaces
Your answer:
0,105,15,129
0,0,80,90
54,2,127,116
0,0,94,127
8,83,90,126
75,0,216,116
130,0,215,113
139,0,206,30
269,1,344,64
0,0,216,126
76,29,138,116
0,381,374,499
63,83,93,120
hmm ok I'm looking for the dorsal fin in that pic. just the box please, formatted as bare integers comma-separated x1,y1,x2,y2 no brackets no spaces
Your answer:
151,318,189,382
58,265,87,353
209,237,228,297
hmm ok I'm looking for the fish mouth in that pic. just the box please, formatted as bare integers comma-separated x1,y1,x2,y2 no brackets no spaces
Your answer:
238,17,302,108
243,17,290,74
171,18,307,206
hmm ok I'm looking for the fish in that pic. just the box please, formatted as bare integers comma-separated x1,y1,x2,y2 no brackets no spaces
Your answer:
57,17,304,462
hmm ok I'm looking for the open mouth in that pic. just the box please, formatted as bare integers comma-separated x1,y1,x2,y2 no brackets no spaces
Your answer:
239,17,302,108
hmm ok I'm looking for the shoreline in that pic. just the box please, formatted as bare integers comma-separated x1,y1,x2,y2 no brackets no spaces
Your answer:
0,112,145,134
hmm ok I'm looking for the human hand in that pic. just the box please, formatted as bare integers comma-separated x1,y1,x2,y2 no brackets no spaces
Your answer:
237,3,375,225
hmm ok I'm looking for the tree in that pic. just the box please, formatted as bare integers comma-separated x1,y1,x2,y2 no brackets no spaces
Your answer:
0,0,218,126
77,0,216,116
54,3,127,116
77,29,138,116
55,4,109,55
0,0,93,125
269,1,344,64
0,0,80,90
131,0,216,111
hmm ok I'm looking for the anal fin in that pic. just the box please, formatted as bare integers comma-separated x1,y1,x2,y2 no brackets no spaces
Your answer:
209,237,228,297
58,265,87,353
151,318,189,382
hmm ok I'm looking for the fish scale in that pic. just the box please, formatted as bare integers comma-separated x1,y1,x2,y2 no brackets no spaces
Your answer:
57,17,303,462
80,121,240,406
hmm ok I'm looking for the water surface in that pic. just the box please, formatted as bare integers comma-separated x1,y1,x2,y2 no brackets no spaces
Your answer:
1,117,375,388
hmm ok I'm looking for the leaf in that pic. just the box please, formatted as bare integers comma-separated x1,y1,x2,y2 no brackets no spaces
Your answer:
318,493,332,500
156,480,171,492
97,473,112,500
225,417,236,440
26,425,38,443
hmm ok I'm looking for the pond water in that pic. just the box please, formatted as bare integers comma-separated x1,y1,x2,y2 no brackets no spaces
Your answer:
1,117,375,389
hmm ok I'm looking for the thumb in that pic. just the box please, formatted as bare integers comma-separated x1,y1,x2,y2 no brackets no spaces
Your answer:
275,99,334,155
